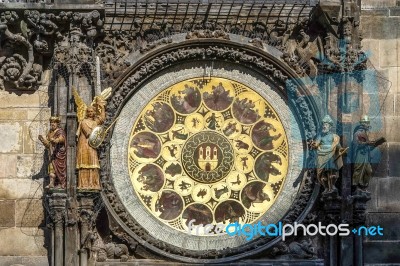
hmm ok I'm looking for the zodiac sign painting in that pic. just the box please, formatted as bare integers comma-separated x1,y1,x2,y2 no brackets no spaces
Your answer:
127,77,288,234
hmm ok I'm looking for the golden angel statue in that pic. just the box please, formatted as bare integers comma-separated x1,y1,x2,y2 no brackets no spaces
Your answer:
73,86,112,190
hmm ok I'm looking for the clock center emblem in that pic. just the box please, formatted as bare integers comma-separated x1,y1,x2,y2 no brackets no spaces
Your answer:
181,131,234,183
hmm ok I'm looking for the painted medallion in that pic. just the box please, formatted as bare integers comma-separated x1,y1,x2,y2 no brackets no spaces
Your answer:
128,77,288,235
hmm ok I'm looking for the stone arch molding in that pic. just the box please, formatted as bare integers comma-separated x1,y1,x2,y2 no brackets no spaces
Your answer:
99,39,320,263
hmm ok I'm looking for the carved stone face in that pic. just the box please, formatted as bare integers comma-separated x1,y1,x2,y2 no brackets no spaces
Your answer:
50,121,59,131
322,122,331,134
86,107,95,118
360,122,371,131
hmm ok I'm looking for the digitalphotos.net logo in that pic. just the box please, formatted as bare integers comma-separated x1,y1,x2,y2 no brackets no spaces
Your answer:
187,219,383,241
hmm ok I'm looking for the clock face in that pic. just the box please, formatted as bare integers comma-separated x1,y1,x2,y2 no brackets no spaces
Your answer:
127,77,289,235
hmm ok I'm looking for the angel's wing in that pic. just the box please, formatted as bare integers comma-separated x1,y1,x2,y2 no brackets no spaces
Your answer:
72,86,87,122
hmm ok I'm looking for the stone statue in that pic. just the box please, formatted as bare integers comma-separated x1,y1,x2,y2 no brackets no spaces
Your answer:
352,115,386,191
38,116,67,189
311,115,346,193
73,86,112,190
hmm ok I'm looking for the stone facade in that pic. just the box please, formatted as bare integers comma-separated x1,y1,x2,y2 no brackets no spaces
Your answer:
0,0,398,265
0,75,51,264
361,1,400,264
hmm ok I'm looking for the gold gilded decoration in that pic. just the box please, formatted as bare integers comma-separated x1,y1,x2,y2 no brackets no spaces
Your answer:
73,86,111,190
128,77,289,235
182,131,234,183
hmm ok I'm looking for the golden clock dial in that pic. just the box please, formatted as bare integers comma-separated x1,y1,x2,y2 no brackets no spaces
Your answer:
127,77,289,234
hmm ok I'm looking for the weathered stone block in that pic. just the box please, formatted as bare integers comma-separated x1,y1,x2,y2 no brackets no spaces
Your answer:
23,121,48,155
0,179,43,200
27,108,51,121
362,0,396,8
366,213,400,241
380,39,400,67
22,122,39,154
0,200,15,227
366,178,379,211
0,154,17,179
361,39,380,67
0,256,48,266
361,16,400,39
0,109,28,121
17,155,45,179
0,122,23,153
377,176,400,211
397,93,400,116
379,93,395,116
371,144,388,177
363,241,400,263
361,8,390,16
384,116,400,142
390,7,400,16
388,67,399,94
0,91,41,108
0,227,47,256
388,142,400,176
15,199,44,228
360,94,388,131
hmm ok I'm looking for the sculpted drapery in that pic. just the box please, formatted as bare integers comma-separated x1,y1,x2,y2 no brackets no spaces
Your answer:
73,87,111,190
38,116,67,189
76,106,105,190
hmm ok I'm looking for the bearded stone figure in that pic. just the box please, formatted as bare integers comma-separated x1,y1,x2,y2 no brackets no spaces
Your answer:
73,86,112,190
311,115,347,193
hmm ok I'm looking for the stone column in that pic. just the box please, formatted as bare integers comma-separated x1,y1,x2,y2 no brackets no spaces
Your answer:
47,192,67,266
322,193,341,266
78,192,98,266
352,190,372,266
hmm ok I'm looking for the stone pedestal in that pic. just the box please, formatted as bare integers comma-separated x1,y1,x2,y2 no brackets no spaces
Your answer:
47,191,67,266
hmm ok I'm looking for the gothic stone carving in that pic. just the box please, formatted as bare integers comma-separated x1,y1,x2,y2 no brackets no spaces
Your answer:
0,9,105,90
0,11,42,90
267,238,317,260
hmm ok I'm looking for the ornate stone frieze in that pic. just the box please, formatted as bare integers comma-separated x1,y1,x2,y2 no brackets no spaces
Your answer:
0,9,104,90
0,11,42,90
185,20,230,40
319,17,367,73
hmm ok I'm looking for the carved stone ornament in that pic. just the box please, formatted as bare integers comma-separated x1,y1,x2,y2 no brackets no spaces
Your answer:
0,9,104,90
0,11,42,90
98,41,320,262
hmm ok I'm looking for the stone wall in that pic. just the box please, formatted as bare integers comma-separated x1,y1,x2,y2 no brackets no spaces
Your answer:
361,1,400,264
0,72,51,265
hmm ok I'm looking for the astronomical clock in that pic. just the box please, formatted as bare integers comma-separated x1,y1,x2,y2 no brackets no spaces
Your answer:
127,77,288,233
109,64,305,257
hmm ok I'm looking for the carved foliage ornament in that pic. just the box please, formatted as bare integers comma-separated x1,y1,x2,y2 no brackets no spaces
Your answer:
0,10,104,90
